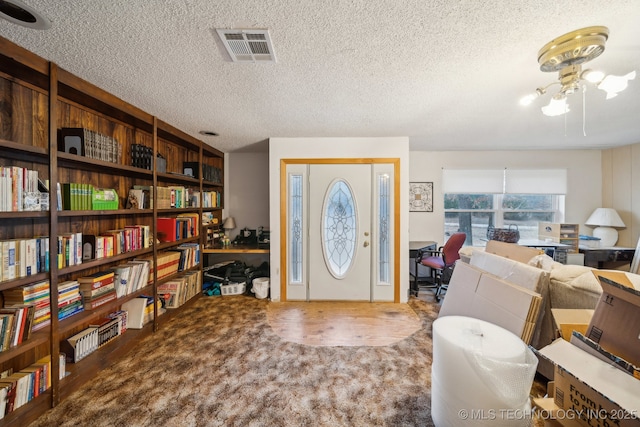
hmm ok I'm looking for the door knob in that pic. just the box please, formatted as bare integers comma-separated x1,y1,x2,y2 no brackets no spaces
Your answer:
364,232,370,236
363,241,370,247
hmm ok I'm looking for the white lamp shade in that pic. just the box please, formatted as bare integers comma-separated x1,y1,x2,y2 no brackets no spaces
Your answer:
585,208,625,228
222,217,236,230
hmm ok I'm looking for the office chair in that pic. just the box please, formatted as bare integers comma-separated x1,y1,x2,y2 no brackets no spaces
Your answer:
417,232,466,300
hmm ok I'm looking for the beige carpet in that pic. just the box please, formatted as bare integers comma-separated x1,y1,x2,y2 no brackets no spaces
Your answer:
30,296,438,426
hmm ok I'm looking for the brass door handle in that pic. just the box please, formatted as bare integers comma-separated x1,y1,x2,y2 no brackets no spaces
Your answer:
363,241,370,247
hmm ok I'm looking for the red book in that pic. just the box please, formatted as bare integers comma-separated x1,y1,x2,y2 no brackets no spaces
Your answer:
157,218,177,243
84,289,117,310
77,271,115,290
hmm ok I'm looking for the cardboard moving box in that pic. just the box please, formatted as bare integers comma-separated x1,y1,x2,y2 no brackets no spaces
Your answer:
551,308,594,341
439,261,542,344
586,271,640,368
536,338,640,427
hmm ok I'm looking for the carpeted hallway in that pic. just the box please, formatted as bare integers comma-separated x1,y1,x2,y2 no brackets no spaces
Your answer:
30,296,439,426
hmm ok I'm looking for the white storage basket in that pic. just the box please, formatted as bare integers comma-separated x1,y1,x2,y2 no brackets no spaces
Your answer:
221,282,246,296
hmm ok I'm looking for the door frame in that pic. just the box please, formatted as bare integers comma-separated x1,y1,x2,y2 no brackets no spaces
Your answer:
279,158,401,302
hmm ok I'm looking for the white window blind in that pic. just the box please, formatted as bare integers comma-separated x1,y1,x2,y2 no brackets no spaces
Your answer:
442,169,567,195
505,169,567,195
442,169,504,194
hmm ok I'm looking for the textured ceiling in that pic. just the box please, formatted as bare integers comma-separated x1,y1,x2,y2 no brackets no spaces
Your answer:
1,0,639,153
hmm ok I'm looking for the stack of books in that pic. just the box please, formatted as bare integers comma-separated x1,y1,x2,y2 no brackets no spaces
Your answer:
58,280,84,321
77,271,117,311
2,281,50,332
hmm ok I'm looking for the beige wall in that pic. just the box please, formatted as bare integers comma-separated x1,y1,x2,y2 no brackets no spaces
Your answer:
602,142,640,248
225,152,270,240
408,150,603,245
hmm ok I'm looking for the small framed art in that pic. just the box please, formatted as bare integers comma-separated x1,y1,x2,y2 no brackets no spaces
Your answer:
409,182,433,212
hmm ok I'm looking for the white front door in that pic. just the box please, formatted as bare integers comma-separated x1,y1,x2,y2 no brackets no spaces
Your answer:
308,164,372,300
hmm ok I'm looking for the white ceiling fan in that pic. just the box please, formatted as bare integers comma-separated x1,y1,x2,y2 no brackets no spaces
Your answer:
520,26,636,117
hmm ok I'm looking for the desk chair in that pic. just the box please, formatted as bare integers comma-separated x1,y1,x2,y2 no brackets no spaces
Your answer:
417,232,466,300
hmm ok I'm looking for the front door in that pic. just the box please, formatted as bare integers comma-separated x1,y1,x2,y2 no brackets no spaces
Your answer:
308,164,372,300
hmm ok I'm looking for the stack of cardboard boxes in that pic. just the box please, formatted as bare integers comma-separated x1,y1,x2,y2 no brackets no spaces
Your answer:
534,270,640,426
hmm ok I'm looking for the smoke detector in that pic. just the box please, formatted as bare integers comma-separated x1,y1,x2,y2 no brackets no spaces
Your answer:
215,28,276,63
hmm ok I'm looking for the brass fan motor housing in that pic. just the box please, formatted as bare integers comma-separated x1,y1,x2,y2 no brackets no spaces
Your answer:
538,26,609,72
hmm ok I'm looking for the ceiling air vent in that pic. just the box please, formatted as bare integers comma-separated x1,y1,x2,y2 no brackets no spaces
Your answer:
215,29,276,63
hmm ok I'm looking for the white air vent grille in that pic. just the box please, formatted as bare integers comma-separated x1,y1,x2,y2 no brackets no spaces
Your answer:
216,29,276,63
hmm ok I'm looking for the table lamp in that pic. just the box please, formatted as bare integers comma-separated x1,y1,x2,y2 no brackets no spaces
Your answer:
223,216,236,236
585,208,625,247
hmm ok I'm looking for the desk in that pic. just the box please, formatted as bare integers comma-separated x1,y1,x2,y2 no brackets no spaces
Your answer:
579,247,635,269
518,239,572,264
203,245,270,267
409,241,437,296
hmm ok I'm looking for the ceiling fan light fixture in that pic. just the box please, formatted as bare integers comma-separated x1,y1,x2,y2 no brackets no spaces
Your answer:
537,26,609,72
597,71,636,99
582,69,605,83
541,95,569,117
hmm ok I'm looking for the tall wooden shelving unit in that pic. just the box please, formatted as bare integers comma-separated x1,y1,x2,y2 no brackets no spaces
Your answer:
0,36,224,425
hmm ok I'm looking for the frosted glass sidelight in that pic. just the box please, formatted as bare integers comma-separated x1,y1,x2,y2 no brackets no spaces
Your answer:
378,174,390,283
323,180,357,278
289,174,303,283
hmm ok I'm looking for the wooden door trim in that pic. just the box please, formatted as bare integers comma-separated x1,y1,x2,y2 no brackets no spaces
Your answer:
280,158,401,302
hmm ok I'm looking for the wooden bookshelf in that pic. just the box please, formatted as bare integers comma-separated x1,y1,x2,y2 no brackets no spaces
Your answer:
0,35,224,424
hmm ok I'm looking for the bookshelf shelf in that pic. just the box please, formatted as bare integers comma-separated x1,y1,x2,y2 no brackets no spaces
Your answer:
57,247,154,276
0,211,49,219
59,323,154,402
57,284,155,336
0,272,50,292
57,151,155,178
0,138,49,162
0,329,50,365
0,35,224,424
56,209,154,217
156,172,200,185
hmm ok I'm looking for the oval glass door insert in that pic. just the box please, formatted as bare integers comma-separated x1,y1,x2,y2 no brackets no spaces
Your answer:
322,179,357,279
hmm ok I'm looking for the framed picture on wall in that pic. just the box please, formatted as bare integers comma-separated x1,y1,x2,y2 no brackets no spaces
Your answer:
409,182,433,212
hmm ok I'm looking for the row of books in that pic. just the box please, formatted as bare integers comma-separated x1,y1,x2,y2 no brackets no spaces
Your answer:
130,185,202,209
130,143,154,170
183,162,222,184
191,190,221,208
0,305,35,352
1,237,49,283
158,271,202,309
77,259,151,311
0,354,64,419
171,243,201,272
122,296,162,330
60,183,119,211
60,310,127,363
0,166,46,212
110,259,151,298
142,252,180,283
59,128,122,164
157,213,200,243
82,225,150,260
